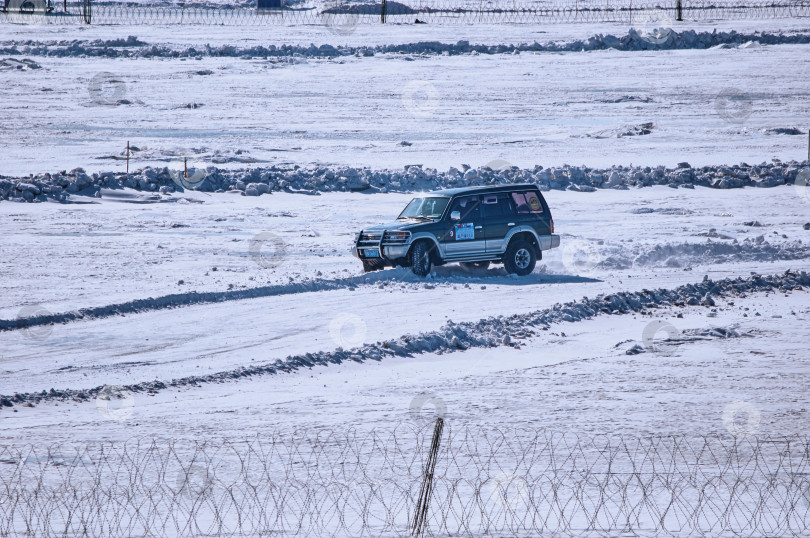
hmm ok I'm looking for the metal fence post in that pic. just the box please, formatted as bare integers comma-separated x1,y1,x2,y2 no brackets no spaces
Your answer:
412,418,444,538
82,0,91,23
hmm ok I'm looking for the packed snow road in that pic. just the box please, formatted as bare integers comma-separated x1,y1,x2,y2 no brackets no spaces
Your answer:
1,184,810,443
2,185,809,319
2,273,809,445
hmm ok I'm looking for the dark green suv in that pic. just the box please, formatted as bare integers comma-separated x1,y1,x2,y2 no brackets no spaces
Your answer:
352,184,560,276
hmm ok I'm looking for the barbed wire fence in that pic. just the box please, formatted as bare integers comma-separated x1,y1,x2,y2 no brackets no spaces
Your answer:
0,0,809,25
1,422,809,537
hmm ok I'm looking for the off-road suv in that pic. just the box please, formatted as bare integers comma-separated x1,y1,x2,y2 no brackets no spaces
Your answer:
352,184,560,276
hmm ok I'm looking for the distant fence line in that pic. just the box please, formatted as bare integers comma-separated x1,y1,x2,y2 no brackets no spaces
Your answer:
1,426,810,536
1,0,809,25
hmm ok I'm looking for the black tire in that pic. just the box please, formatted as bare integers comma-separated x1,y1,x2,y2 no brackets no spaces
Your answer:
503,240,536,276
460,261,490,272
362,258,385,273
410,241,432,277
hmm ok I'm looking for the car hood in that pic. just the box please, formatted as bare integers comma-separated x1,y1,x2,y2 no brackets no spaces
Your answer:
361,219,438,232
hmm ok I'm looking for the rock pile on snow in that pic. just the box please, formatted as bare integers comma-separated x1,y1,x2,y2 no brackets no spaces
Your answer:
0,58,41,71
3,30,809,59
2,160,808,202
2,270,807,407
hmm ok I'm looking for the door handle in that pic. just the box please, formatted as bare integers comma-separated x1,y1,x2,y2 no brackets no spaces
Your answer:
474,226,483,230
507,223,516,227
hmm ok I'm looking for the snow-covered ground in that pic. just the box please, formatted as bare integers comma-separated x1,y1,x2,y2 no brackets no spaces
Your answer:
1,18,809,176
2,12,810,536
2,184,809,444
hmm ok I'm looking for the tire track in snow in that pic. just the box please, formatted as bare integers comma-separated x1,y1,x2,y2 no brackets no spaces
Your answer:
2,238,808,333
1,270,807,409
0,274,383,333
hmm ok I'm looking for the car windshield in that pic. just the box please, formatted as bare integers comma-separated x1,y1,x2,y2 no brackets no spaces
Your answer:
398,197,449,219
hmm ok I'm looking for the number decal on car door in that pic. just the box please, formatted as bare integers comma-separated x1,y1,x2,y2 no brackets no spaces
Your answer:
454,222,474,240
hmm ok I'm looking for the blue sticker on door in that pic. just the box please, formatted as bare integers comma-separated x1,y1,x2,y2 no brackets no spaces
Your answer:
455,223,474,240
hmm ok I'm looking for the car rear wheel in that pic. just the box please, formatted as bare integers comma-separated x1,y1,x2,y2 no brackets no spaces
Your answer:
504,240,536,276
410,242,432,277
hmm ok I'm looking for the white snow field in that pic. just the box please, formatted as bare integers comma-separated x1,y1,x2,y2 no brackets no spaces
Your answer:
3,182,810,439
2,10,810,538
1,18,810,176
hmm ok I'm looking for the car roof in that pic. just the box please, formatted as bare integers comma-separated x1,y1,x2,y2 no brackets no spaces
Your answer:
427,184,539,197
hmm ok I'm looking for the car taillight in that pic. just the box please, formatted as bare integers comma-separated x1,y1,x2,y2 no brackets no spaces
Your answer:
551,218,555,233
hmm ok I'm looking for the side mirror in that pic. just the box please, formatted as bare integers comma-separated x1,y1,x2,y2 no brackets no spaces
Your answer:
450,211,461,221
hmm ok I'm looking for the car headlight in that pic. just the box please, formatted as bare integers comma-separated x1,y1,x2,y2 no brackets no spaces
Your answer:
385,231,410,242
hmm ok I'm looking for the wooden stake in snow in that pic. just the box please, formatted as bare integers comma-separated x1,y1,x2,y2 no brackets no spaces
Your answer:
126,141,130,174
412,417,444,538
185,157,188,179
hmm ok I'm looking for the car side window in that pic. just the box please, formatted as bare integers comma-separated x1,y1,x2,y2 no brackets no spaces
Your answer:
449,195,480,221
481,194,514,219
511,191,544,214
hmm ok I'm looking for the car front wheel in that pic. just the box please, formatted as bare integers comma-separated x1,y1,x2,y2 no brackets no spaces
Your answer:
410,242,432,277
503,240,536,276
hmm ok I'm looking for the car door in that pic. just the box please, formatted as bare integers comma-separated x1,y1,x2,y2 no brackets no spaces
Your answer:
441,195,486,257
481,193,516,253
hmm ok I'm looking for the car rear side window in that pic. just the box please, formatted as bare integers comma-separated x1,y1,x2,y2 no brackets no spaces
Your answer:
481,194,514,219
511,191,544,214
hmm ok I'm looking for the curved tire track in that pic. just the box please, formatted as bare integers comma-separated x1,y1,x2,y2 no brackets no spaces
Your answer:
1,270,807,409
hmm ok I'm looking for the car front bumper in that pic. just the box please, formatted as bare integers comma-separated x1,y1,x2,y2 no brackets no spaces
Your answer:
352,244,410,261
